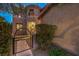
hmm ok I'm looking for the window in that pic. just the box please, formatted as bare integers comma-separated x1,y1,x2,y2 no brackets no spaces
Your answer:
16,23,23,31
28,9,34,16
35,9,40,16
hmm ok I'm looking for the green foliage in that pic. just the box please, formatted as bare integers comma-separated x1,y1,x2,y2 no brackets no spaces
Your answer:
0,33,12,56
48,48,70,56
12,7,21,15
0,17,5,22
0,17,12,56
12,6,27,15
36,24,57,50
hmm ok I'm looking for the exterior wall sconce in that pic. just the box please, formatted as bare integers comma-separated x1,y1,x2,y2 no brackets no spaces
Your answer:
27,22,36,34
18,15,21,18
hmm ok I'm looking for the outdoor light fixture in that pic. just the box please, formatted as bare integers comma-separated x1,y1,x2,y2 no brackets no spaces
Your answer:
18,15,21,18
27,22,36,34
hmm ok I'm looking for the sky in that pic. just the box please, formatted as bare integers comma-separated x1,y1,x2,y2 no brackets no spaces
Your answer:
0,3,47,23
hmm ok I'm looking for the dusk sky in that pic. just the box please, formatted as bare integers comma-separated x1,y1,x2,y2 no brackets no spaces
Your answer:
0,3,47,23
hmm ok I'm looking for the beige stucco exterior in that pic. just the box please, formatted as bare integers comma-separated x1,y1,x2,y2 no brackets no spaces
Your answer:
42,4,79,55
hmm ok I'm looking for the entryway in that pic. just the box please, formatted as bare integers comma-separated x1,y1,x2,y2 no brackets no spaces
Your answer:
13,35,33,56
12,21,36,56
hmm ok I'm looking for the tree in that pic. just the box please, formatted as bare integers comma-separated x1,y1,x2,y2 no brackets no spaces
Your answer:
0,17,5,32
36,24,57,50
0,16,12,56
0,16,5,22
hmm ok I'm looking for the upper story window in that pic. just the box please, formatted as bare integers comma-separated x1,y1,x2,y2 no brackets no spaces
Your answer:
34,9,40,16
28,9,34,16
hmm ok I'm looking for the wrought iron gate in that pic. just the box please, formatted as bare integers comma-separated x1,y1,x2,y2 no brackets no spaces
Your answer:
12,29,33,56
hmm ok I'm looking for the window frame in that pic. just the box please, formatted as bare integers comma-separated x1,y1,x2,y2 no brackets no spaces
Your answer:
28,9,34,16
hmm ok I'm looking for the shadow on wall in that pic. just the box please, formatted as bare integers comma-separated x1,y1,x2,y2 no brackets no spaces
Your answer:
71,27,79,55
53,20,79,55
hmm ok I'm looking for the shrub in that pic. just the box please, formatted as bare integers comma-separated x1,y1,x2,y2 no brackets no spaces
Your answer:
0,22,12,56
48,48,70,56
36,24,57,50
0,33,12,56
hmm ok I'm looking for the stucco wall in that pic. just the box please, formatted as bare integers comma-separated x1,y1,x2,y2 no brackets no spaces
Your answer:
42,4,79,55
12,15,27,36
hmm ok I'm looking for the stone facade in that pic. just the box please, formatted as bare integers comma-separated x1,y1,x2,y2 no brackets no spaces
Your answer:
42,4,79,55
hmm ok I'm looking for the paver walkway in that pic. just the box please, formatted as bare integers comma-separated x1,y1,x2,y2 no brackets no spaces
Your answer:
14,35,33,56
13,35,48,56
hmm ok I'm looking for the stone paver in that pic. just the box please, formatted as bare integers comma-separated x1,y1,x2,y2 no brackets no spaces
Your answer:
14,35,48,56
16,40,30,52
14,35,33,56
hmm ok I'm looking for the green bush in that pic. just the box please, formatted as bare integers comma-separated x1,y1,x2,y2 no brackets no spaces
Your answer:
0,33,12,56
48,48,70,56
36,24,57,50
0,22,12,56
